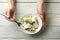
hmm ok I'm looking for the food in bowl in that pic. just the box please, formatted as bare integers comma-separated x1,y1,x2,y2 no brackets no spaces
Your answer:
21,15,39,32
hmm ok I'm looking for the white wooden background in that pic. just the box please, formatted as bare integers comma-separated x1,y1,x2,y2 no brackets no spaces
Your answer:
0,0,60,40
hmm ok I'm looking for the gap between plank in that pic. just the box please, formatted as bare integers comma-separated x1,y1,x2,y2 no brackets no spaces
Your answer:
0,37,60,39
0,2,60,3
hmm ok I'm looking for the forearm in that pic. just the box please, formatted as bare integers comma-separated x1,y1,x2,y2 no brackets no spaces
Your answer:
37,0,44,13
38,0,44,4
8,0,16,8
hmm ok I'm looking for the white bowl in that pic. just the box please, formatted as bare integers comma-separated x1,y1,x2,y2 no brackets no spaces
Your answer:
20,15,42,34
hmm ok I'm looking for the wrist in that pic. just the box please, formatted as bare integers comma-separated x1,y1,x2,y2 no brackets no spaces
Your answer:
8,4,15,10
37,0,44,4
37,4,44,14
8,0,16,9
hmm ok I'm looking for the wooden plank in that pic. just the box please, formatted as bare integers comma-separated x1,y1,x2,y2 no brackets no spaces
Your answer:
0,25,60,38
0,3,60,15
16,3,60,15
0,0,60,3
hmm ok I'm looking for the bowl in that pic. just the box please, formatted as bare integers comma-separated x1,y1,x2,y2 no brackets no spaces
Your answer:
20,15,42,34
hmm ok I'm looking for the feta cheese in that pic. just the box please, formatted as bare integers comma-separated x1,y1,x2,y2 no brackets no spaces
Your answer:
23,17,27,21
32,16,36,22
23,23,30,29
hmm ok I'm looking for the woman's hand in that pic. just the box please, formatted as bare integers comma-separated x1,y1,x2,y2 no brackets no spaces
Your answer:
5,7,16,22
37,10,45,26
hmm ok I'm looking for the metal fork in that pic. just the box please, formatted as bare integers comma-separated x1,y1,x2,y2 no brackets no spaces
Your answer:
0,13,21,26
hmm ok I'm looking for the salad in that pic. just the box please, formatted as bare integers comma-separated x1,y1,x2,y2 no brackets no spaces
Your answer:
21,15,39,32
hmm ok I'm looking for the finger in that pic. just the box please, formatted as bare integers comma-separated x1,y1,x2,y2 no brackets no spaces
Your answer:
7,18,15,22
42,13,46,26
9,16,16,21
5,9,10,18
42,19,45,27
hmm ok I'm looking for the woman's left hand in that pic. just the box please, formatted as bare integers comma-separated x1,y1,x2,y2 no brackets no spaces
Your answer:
37,10,45,26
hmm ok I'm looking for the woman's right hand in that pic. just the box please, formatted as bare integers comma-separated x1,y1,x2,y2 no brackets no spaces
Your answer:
5,6,16,22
